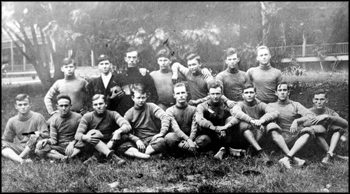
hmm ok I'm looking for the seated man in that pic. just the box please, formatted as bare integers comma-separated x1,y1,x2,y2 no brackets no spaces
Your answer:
74,94,129,165
2,94,49,164
120,84,170,157
267,82,316,168
36,94,82,162
231,83,279,165
164,83,199,156
196,80,241,160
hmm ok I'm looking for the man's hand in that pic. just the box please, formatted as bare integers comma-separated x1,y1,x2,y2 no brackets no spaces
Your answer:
226,100,237,109
186,139,197,153
290,120,298,133
136,140,146,153
107,140,114,149
172,73,179,84
311,115,329,125
216,126,227,138
65,141,75,156
201,68,212,79
82,134,99,145
110,86,124,99
36,139,49,150
111,130,122,141
151,133,163,142
188,100,198,106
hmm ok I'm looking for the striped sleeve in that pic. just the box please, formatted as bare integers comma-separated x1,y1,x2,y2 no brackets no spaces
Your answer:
166,108,189,140
189,114,198,140
48,116,58,145
44,81,59,114
152,103,170,136
112,111,132,133
195,103,215,129
75,114,90,141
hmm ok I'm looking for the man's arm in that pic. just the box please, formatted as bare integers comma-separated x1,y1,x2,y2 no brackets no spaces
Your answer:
37,114,49,138
260,102,279,124
195,103,215,130
328,112,348,128
1,120,15,143
171,62,190,82
152,104,170,136
166,108,189,141
189,114,198,140
74,116,89,141
230,103,253,123
44,81,59,115
113,111,132,134
47,118,58,145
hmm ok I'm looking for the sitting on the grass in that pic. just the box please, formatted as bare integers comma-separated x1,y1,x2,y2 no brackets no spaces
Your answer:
195,80,241,160
36,94,82,162
230,83,279,165
2,94,49,164
74,94,129,165
267,82,316,168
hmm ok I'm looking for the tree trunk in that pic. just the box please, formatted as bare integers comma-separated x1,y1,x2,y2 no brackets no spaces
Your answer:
302,32,307,69
260,2,268,45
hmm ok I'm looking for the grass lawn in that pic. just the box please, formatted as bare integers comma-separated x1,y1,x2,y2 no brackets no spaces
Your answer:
1,71,349,192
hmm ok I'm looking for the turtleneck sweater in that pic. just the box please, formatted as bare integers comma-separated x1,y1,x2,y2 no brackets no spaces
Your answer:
114,67,158,116
215,68,249,101
166,103,198,140
231,99,279,124
2,111,49,144
150,69,175,106
268,99,315,130
246,64,283,103
75,110,131,142
45,75,88,113
48,111,82,146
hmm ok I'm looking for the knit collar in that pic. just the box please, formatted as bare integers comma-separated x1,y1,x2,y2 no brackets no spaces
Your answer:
310,107,326,115
243,99,258,107
18,111,34,121
277,99,291,106
208,99,223,107
176,103,188,109
226,67,238,74
93,110,107,117
259,64,272,70
60,111,72,119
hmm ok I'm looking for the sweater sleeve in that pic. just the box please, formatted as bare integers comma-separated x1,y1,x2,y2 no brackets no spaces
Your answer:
37,114,49,138
48,117,58,145
2,119,15,143
195,103,214,129
260,102,279,122
152,104,170,136
230,102,253,123
44,81,59,114
75,115,89,141
128,133,141,143
189,114,198,140
166,108,189,140
113,111,132,133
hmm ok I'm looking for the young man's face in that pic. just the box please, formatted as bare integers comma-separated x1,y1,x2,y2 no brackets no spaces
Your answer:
125,51,139,68
61,63,75,77
92,97,107,115
157,57,171,70
256,48,271,66
187,58,201,74
57,98,71,116
173,85,188,105
312,93,328,109
98,60,112,75
209,87,222,104
132,91,147,108
225,53,240,70
276,84,290,101
15,98,31,115
242,87,256,103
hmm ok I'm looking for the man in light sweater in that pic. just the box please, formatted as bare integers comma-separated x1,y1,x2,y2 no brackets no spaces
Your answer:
246,46,283,103
215,48,249,102
231,83,279,165
74,94,129,165
2,94,49,164
44,58,88,116
120,84,170,157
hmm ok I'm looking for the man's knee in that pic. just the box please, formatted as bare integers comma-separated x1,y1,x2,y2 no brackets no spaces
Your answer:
164,132,180,148
266,123,280,134
300,127,316,138
150,137,166,153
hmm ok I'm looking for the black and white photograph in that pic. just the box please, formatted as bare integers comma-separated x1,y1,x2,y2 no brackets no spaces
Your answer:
1,1,348,192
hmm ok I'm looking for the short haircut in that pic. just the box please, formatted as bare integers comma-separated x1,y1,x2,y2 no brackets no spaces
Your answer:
62,58,75,67
243,83,256,92
186,53,201,64
208,80,223,91
92,94,105,102
97,54,111,63
56,94,71,104
276,81,291,91
15,94,30,103
173,82,187,93
313,88,328,98
131,83,147,97
126,47,138,55
156,48,171,59
256,45,270,55
224,47,239,59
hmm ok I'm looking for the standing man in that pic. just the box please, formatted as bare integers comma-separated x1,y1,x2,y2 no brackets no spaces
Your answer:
74,94,129,165
37,94,82,161
115,47,158,116
2,94,49,164
150,49,177,110
44,58,88,116
164,83,199,155
121,84,170,157
86,54,122,111
267,82,315,168
196,80,241,160
246,46,283,103
215,48,249,101
171,53,214,102
231,83,279,165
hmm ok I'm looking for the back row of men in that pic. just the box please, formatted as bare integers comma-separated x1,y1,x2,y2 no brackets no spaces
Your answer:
2,46,348,169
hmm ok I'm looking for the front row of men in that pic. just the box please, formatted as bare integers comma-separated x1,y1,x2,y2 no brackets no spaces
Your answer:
2,81,348,169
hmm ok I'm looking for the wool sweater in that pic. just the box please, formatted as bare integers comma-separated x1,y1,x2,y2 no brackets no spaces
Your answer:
166,104,198,140
44,77,88,113
2,111,49,144
150,70,175,106
215,68,249,101
246,64,283,103
48,111,82,146
75,110,131,142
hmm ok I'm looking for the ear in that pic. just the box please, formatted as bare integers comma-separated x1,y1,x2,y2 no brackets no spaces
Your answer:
61,66,64,72
124,56,128,63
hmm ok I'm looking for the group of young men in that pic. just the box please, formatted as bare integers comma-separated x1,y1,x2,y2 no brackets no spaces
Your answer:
2,45,348,169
